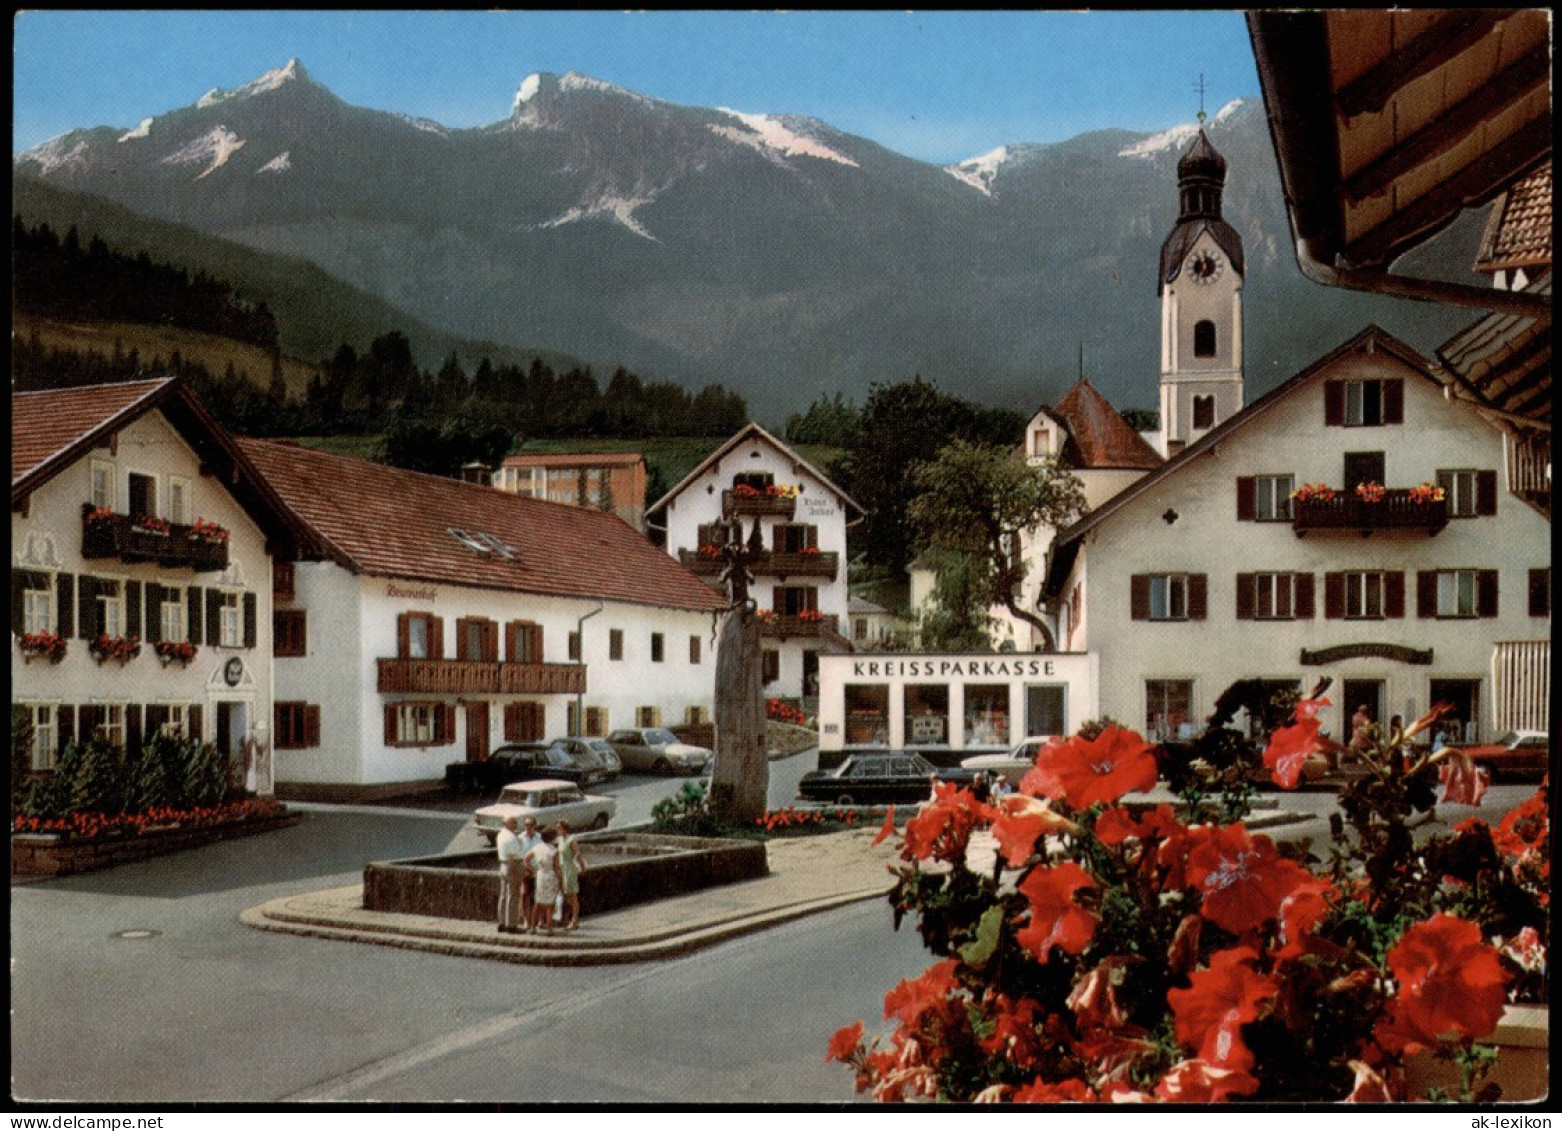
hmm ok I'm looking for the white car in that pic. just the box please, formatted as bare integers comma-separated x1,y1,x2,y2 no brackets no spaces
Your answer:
606,727,713,774
960,736,1057,787
472,779,615,845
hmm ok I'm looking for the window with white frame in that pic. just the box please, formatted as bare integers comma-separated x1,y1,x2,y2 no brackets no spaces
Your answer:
97,703,127,748
1146,680,1193,742
161,590,187,642
1436,570,1478,618
1255,475,1295,521
21,572,54,634
1149,575,1188,621
22,703,57,771
1254,573,1295,620
397,703,437,745
1345,572,1385,619
1437,469,1478,518
159,703,189,737
217,591,241,647
167,476,191,524
90,460,115,511
97,581,125,639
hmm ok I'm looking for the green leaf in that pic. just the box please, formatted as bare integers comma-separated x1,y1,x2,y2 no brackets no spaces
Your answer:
958,904,1005,968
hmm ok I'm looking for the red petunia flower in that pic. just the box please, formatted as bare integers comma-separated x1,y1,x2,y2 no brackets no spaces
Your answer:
1263,715,1325,789
1167,947,1277,1071
1011,1077,1098,1103
979,992,1046,1069
871,806,897,846
1185,823,1312,935
990,794,1077,868
883,958,961,1028
1437,748,1490,807
1067,956,1135,1030
1344,1060,1396,1103
900,782,992,862
1375,914,1507,1054
1020,725,1159,809
826,1020,864,1063
1154,1059,1260,1102
1015,861,1097,963
1275,875,1336,958
1094,802,1184,847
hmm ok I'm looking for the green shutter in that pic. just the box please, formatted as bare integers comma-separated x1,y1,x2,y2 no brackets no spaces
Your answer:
188,588,203,644
144,583,163,644
56,573,74,638
243,592,257,649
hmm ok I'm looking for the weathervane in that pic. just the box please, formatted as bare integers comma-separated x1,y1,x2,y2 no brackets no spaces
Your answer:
1194,73,1209,124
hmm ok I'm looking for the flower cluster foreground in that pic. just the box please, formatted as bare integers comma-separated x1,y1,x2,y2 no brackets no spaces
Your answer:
829,701,1548,1103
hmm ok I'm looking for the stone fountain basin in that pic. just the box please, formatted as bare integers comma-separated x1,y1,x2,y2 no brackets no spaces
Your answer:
362,832,768,922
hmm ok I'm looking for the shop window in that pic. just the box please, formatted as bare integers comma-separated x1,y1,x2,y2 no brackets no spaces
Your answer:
904,684,950,747
844,685,889,746
964,685,1010,746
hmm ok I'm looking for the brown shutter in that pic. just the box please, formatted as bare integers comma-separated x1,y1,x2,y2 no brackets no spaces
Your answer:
57,573,74,638
187,587,203,644
10,571,26,637
205,590,221,645
144,583,163,644
438,704,457,745
304,705,321,748
243,592,257,648
430,617,444,660
385,703,399,745
504,702,521,741
1416,571,1437,618
145,704,169,736
79,704,102,738
1324,381,1345,426
57,704,75,754
1324,573,1345,619
1130,575,1151,620
1235,477,1256,521
1294,573,1315,619
505,621,520,662
396,612,411,658
1529,569,1551,617
188,705,202,743
1187,574,1208,620
484,620,499,662
1384,571,1405,619
1235,573,1255,619
126,704,143,754
1382,378,1404,424
125,581,142,640
79,576,99,639
1477,570,1499,618
1475,470,1498,516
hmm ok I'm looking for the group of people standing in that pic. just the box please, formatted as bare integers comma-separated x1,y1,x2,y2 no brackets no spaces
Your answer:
495,815,586,935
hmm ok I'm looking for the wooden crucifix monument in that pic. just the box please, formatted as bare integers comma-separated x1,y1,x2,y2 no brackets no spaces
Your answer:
709,519,768,823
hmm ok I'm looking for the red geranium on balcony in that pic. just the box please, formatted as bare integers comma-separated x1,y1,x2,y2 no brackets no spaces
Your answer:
189,518,230,543
1290,482,1335,503
1406,482,1446,505
155,640,199,666
131,514,171,535
1353,480,1387,503
19,631,68,663
88,633,142,665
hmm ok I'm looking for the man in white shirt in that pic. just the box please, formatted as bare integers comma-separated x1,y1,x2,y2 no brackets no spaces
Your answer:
496,816,525,934
517,816,543,930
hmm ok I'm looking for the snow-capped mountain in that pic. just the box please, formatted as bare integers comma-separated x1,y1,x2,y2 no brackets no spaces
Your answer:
14,63,1474,417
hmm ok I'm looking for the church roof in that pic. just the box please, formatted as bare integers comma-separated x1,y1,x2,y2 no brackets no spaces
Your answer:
1053,379,1163,471
1160,130,1244,290
1160,219,1246,290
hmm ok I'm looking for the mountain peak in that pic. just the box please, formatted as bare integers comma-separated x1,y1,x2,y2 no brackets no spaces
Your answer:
196,58,314,109
510,71,662,117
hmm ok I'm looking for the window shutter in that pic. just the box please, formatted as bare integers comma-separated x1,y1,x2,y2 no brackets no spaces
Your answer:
1235,573,1255,619
188,705,202,743
385,703,399,745
10,571,25,637
505,621,520,662
78,576,98,639
78,704,101,739
1294,573,1315,619
1477,570,1499,618
1529,569,1550,617
1186,574,1208,620
806,525,819,550
439,704,457,745
1324,381,1345,426
1382,378,1404,424
1324,573,1345,619
1416,571,1437,618
484,620,499,662
125,581,142,640
454,617,470,661
1475,470,1498,516
145,583,163,644
243,593,257,648
304,705,321,748
57,573,74,638
145,704,168,736
187,588,203,644
1384,572,1406,619
1130,575,1151,620
396,612,411,658
504,702,521,741
205,590,221,645
57,705,75,754
126,704,143,755
1235,477,1256,521
430,617,444,660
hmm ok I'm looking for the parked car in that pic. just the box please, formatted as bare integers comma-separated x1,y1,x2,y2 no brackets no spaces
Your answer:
1452,730,1549,781
798,751,952,806
545,736,622,781
446,742,608,794
472,779,616,845
606,727,713,774
960,736,1057,787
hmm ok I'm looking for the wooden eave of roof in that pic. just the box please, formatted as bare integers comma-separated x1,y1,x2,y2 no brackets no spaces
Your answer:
1042,327,1445,597
1247,9,1551,312
1438,278,1552,423
644,421,865,523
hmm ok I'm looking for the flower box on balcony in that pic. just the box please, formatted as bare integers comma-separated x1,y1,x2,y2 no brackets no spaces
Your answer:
1292,487,1449,537
88,634,142,666
155,640,199,667
18,632,68,664
722,489,797,519
188,536,230,572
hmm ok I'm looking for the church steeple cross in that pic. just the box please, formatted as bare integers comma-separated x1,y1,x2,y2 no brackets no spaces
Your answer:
1194,73,1209,124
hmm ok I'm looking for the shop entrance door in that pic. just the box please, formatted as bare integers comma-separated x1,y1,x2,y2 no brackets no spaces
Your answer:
1025,685,1066,738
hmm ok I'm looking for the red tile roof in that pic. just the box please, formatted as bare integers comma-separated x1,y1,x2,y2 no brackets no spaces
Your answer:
239,438,724,611
502,452,645,469
12,378,171,485
1053,379,1164,470
1476,161,1552,274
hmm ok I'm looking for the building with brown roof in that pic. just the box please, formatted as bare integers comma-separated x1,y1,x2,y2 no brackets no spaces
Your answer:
12,378,302,794
238,438,723,787
493,450,649,531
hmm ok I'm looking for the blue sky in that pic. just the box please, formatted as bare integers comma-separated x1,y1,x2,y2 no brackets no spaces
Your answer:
13,10,1260,162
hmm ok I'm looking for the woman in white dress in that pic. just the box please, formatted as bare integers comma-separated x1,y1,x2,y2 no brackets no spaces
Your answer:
527,827,563,935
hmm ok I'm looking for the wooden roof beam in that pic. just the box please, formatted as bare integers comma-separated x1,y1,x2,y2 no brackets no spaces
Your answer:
1344,45,1551,204
1335,10,1514,120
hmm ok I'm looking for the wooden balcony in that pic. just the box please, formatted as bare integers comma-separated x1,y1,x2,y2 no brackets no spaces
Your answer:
756,550,838,579
1292,491,1448,537
722,490,796,519
377,657,586,696
678,549,726,576
759,613,839,639
81,510,229,572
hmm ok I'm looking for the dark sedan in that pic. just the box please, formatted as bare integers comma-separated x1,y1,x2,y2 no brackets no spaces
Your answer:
445,742,608,795
798,751,969,806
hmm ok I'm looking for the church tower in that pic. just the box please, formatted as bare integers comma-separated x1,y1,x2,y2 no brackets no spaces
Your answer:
1157,128,1244,457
